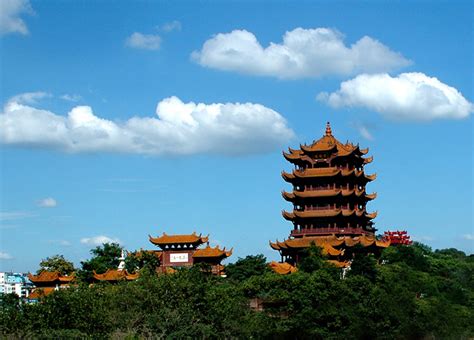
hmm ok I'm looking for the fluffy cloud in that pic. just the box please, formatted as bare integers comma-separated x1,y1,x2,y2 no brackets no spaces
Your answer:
0,0,33,36
0,95,294,155
0,252,13,260
125,32,161,50
80,235,121,246
38,197,57,208
317,72,473,120
192,28,410,79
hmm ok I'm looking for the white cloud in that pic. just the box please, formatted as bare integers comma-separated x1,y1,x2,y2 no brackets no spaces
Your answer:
356,124,374,141
0,0,33,36
0,211,34,222
192,28,410,79
463,234,474,241
0,252,13,260
60,94,81,102
49,240,71,246
317,72,473,121
125,32,161,50
80,235,121,246
0,95,294,155
160,20,181,32
8,92,51,105
38,197,57,208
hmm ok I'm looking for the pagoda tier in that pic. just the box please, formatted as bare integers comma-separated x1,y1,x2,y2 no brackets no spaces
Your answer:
270,234,390,264
280,122,377,236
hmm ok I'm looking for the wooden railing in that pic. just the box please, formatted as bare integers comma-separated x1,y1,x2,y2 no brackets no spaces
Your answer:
290,227,373,236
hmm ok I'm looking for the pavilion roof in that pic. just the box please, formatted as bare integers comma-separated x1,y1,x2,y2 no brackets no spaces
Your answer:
28,271,75,284
149,232,209,246
192,245,233,258
93,269,139,281
269,261,297,275
28,287,56,299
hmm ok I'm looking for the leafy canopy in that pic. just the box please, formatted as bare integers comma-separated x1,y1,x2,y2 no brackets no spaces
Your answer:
37,255,75,275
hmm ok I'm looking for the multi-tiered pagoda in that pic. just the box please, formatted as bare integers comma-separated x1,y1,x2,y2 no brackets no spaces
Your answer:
271,123,389,266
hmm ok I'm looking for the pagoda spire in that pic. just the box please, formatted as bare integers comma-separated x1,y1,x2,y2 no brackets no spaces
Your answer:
325,121,332,136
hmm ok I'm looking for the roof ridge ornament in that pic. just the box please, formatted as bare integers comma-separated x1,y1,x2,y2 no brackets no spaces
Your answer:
325,121,332,136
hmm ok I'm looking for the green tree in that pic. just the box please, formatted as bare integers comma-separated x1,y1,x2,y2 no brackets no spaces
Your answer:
225,254,269,281
37,254,75,275
348,252,377,282
125,250,161,273
78,243,122,282
298,243,327,273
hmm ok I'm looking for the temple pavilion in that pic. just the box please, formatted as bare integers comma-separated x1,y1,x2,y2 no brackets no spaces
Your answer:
271,123,390,267
27,271,75,299
148,232,232,276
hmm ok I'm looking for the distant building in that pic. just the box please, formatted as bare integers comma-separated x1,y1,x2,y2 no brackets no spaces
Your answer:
384,230,413,245
271,122,390,269
0,272,33,298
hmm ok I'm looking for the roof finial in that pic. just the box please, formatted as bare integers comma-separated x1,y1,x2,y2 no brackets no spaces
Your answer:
325,121,332,136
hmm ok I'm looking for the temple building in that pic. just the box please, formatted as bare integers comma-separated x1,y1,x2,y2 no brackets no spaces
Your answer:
149,232,232,276
27,271,75,300
271,123,390,267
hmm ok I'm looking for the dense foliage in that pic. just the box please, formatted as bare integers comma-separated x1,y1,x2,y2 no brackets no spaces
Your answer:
1,244,473,339
37,254,75,275
78,243,123,282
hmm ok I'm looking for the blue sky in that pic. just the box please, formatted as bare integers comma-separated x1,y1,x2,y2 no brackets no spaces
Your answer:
0,0,472,272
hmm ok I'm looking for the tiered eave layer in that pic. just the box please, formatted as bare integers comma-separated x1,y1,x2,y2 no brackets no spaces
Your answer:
282,209,377,220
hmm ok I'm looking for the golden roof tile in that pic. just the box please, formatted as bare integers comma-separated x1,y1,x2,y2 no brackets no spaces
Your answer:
93,269,139,281
269,261,297,275
149,232,209,245
192,245,233,258
28,271,75,283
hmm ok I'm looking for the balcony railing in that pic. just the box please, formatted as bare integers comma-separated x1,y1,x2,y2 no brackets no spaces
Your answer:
290,227,373,237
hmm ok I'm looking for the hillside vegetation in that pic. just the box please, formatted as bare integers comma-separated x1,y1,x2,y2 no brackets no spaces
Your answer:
1,243,473,339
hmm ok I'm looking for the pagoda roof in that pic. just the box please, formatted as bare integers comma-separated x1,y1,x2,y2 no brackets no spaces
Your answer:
28,271,75,284
149,232,209,246
282,209,377,220
270,237,342,256
284,122,370,160
192,245,233,258
93,269,139,281
282,189,376,201
282,168,376,181
28,287,56,299
270,234,390,252
269,261,297,275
